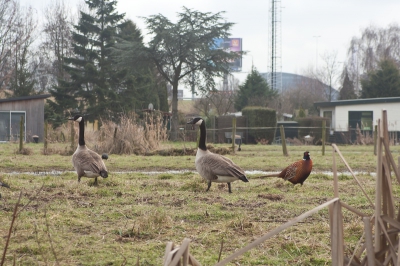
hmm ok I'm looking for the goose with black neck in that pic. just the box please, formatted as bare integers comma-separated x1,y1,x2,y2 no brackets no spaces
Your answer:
69,115,108,185
187,117,249,193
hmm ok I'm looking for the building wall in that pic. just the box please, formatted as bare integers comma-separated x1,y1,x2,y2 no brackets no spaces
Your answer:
320,102,400,132
319,107,335,131
0,99,45,142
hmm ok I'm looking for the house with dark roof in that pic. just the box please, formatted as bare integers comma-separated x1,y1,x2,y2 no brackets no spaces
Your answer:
0,94,51,142
314,97,400,143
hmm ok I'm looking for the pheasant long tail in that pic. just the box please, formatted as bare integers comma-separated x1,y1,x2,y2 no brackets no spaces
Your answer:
258,173,281,178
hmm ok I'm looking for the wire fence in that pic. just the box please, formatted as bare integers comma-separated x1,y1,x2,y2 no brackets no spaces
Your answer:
179,125,400,145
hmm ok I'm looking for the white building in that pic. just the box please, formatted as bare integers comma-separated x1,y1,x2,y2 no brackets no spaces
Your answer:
314,97,400,142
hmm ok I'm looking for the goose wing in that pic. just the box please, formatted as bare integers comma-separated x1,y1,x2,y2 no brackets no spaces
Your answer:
73,149,107,175
198,153,245,179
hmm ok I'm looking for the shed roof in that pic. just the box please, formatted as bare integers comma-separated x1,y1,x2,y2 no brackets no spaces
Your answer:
0,94,51,104
314,97,400,108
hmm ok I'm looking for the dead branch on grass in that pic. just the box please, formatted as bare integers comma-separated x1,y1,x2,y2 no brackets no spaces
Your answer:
1,191,22,266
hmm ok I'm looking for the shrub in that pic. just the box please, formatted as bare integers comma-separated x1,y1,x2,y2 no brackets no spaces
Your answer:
296,116,330,144
242,106,276,144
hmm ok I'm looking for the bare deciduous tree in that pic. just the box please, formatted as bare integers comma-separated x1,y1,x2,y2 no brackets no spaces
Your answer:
316,50,340,101
38,0,74,92
2,2,37,96
346,24,400,93
0,0,18,91
193,75,238,118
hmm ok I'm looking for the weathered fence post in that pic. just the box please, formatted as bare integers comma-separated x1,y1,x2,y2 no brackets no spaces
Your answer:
329,200,344,265
19,116,24,151
322,120,326,156
373,125,377,155
44,120,48,152
113,127,118,143
280,125,288,156
232,116,237,154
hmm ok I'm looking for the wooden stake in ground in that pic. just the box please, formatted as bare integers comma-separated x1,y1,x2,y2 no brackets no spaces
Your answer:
231,116,236,154
280,125,288,156
19,116,23,151
322,120,326,155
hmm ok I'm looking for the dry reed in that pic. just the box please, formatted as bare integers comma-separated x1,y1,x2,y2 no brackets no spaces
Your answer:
96,112,168,155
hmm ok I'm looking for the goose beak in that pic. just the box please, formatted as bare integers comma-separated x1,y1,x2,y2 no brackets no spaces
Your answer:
187,119,195,129
68,117,74,121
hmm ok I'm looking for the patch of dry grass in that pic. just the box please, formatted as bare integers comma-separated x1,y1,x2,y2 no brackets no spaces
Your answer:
0,142,396,265
95,112,168,155
0,169,383,265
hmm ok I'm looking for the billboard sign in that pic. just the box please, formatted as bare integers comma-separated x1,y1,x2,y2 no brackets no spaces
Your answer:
213,38,242,72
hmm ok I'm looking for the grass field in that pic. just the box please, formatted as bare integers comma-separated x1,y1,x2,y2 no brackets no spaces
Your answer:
0,141,399,265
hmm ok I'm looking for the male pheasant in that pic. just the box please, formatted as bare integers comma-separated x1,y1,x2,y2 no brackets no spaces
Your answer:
260,151,312,185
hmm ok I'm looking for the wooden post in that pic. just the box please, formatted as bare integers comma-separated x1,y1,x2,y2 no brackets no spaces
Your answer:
232,116,237,154
322,120,326,156
113,127,118,142
280,125,288,156
374,118,383,257
363,217,375,266
329,200,344,266
374,125,377,155
44,120,48,152
19,116,23,151
332,145,338,198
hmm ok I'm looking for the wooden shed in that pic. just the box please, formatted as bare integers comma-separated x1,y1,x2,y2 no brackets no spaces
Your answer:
0,94,50,142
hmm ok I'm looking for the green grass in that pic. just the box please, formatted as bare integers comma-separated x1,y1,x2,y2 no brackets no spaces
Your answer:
0,141,395,265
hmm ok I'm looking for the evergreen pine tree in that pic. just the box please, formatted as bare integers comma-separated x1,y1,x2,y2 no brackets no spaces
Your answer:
339,70,357,100
111,20,169,113
361,59,400,98
49,0,125,122
234,66,277,111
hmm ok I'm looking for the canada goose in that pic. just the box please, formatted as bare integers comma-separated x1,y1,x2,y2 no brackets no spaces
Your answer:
69,115,108,185
0,181,10,199
187,117,249,193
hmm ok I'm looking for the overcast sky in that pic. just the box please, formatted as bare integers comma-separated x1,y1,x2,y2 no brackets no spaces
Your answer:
21,0,400,90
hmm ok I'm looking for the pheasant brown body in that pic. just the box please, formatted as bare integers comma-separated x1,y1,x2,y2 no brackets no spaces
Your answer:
261,151,312,185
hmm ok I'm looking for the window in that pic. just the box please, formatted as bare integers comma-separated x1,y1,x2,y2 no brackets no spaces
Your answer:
323,111,332,128
348,111,373,131
0,111,26,141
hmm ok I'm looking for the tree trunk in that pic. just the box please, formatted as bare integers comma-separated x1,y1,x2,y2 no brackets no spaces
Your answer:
170,82,179,141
